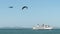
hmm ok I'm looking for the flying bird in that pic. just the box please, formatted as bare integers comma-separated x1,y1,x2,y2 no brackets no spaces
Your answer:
22,6,28,10
9,6,13,8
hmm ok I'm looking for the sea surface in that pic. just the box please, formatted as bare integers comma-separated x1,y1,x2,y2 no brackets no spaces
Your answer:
0,29,60,34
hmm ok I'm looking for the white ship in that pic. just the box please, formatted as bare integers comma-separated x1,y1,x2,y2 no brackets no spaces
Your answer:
33,24,53,30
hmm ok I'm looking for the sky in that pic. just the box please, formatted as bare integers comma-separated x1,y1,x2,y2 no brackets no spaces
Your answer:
0,0,60,28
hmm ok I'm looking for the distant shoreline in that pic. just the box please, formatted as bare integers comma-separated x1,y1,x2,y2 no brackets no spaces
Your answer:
0,28,60,30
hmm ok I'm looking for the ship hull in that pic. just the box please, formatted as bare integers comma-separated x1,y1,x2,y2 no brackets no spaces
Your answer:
33,24,53,30
33,27,53,30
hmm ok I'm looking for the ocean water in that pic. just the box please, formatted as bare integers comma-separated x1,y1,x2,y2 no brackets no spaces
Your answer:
0,29,60,34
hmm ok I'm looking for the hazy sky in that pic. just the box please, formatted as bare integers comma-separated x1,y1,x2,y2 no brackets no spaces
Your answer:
0,0,60,27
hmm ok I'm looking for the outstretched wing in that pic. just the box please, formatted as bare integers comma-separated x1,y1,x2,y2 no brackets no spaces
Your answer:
9,6,13,8
22,6,28,10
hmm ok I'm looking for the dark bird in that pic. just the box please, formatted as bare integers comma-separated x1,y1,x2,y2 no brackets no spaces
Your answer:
9,6,13,8
22,6,28,10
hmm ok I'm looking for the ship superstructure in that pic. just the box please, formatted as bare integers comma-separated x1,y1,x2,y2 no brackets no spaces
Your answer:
33,24,53,30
